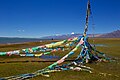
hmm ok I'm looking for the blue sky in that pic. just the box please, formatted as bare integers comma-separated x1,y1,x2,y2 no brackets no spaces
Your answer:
0,0,120,38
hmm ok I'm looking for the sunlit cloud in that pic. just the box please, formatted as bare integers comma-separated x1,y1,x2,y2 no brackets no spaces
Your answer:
71,32,75,34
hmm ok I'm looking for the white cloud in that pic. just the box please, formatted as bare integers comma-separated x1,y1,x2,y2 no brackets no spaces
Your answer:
71,32,75,34
17,29,25,32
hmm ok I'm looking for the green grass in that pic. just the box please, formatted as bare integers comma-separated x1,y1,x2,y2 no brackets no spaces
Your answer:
0,38,120,80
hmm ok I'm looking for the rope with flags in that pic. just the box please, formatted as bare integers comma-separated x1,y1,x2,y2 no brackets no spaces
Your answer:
0,37,79,57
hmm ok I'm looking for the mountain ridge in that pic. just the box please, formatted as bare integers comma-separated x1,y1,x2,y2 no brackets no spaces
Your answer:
0,30,120,40
98,30,120,38
41,30,120,39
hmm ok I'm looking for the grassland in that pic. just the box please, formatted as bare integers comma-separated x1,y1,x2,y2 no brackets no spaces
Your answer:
0,38,120,80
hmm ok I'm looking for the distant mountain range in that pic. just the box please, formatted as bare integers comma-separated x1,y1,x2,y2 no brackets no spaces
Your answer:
41,30,120,39
0,30,120,44
98,30,120,38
